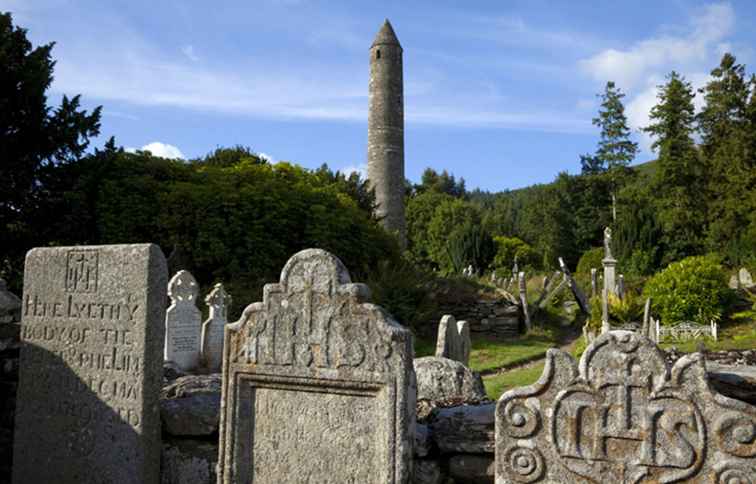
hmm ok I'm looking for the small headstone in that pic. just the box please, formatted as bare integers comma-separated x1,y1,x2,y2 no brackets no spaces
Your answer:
590,268,597,298
201,283,231,371
617,274,625,299
13,244,166,484
496,330,756,483
435,314,471,366
165,270,202,371
739,267,754,289
642,297,652,339
217,249,415,483
0,277,21,323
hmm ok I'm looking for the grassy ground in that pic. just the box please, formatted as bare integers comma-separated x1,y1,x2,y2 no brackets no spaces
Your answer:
482,363,546,400
414,325,567,372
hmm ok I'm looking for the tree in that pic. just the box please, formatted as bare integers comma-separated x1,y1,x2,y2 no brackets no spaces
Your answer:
0,12,101,288
591,81,638,222
416,167,466,198
643,72,704,261
697,53,756,263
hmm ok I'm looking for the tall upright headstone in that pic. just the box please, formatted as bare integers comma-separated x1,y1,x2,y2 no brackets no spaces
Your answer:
496,330,756,483
201,282,231,371
602,227,617,297
217,249,415,483
164,270,201,371
13,244,166,484
368,19,406,246
590,268,598,298
435,314,471,366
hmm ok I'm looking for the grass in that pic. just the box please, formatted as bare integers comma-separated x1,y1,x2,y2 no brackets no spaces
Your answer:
414,325,565,373
482,363,546,400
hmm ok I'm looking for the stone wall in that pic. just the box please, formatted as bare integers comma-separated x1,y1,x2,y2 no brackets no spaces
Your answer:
431,299,520,337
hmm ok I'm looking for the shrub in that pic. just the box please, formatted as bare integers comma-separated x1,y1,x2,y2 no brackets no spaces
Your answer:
576,247,604,276
492,236,540,274
366,257,437,332
643,255,729,324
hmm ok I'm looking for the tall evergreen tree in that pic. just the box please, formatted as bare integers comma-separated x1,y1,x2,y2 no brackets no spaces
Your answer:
643,72,704,262
0,12,101,287
591,81,638,222
697,53,756,262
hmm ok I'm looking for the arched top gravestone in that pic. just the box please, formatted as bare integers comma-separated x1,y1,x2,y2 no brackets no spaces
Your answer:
217,249,415,484
496,331,756,483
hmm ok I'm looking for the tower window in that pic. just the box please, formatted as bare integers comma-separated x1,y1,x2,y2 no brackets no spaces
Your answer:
376,50,381,60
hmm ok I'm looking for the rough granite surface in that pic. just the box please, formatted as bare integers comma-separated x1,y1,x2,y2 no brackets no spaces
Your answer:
495,330,756,483
217,249,415,483
12,244,167,484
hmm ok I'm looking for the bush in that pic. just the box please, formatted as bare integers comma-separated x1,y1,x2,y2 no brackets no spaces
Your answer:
576,247,604,276
492,236,540,275
643,255,729,324
366,257,437,331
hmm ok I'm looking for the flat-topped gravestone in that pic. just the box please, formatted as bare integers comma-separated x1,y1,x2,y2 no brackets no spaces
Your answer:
435,314,471,366
165,270,201,371
13,244,167,484
495,330,756,483
217,249,415,483
201,282,231,371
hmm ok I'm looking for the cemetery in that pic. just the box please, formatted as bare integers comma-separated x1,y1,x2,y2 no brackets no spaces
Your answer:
2,5,756,484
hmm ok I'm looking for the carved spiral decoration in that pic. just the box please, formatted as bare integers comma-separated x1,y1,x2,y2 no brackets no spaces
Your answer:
716,415,756,457
501,445,545,483
717,467,754,484
503,400,541,438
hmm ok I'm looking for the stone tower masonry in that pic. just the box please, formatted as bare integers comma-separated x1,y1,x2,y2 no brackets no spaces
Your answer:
368,19,406,246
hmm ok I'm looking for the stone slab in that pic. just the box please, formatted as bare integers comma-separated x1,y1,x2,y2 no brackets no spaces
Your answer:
495,330,756,483
12,244,167,484
201,283,230,371
434,314,470,365
165,270,201,371
217,249,415,483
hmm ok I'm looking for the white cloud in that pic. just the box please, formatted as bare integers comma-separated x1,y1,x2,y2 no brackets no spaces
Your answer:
258,152,274,162
579,3,736,155
579,3,734,90
127,142,185,159
181,45,199,62
338,163,367,179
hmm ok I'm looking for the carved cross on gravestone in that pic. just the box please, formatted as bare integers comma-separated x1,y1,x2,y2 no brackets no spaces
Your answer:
164,270,202,371
496,331,756,483
201,282,231,371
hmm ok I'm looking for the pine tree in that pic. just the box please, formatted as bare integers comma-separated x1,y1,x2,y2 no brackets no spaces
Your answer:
697,53,755,262
591,81,638,222
643,72,703,262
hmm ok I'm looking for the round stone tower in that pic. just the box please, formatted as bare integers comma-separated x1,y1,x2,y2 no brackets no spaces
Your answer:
368,19,406,246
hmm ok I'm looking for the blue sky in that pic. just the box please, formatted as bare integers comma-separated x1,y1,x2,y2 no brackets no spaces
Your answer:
4,0,754,191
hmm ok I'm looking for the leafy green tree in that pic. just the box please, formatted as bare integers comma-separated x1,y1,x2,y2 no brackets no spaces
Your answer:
697,54,756,263
426,197,485,273
491,236,540,274
406,190,454,267
643,72,705,261
0,12,101,288
416,167,466,198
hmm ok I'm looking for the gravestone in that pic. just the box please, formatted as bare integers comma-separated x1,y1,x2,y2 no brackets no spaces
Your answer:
217,249,415,483
165,270,201,371
13,244,166,484
201,283,231,371
495,330,756,483
590,268,597,298
518,271,532,331
435,314,471,366
740,267,754,289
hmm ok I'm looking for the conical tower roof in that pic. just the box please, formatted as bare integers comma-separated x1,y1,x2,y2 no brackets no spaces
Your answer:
372,19,401,48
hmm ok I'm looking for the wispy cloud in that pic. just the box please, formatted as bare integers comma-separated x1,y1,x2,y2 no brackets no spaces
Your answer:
579,2,736,153
338,163,367,179
181,45,199,62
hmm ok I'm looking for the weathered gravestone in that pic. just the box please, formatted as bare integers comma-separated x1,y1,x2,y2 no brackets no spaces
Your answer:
495,330,756,483
201,283,231,371
13,244,167,484
0,277,21,323
165,270,202,371
217,249,415,483
435,314,471,366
